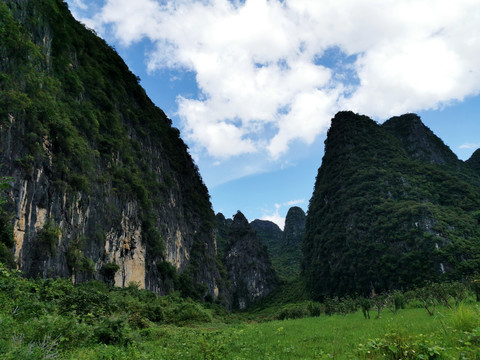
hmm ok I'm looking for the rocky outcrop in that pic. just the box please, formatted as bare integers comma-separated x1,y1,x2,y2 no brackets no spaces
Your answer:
0,0,226,302
224,211,277,309
382,113,460,166
215,213,232,255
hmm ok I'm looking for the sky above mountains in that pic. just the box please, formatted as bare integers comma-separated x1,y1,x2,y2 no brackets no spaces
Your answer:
67,0,480,228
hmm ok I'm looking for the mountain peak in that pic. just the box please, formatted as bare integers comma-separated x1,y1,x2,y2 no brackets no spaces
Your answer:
232,211,249,228
467,148,480,175
283,206,306,247
382,113,459,165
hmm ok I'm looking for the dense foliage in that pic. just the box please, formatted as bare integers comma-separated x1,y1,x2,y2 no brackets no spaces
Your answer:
304,111,480,299
0,0,217,294
0,262,226,359
467,148,480,175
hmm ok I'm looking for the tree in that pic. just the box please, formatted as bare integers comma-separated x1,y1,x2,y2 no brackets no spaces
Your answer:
100,262,120,286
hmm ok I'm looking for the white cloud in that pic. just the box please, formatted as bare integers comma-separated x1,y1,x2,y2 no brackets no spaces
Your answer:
284,199,305,207
261,203,285,230
81,0,480,160
260,199,306,229
459,143,480,149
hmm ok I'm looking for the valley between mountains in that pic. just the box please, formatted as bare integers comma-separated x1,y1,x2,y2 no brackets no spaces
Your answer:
1,1,480,358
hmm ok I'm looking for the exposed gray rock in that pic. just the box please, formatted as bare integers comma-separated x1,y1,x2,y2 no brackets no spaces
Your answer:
224,211,277,309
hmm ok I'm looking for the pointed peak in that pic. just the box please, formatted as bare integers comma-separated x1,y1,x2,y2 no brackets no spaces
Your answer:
466,148,480,174
232,211,249,227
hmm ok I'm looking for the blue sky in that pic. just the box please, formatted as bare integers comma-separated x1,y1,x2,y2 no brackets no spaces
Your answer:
66,0,480,228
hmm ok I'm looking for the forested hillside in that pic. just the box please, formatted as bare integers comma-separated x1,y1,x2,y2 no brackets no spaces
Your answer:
0,0,226,302
303,111,480,299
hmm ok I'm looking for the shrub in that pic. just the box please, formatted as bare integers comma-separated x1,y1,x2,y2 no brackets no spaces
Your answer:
93,316,131,345
100,262,120,285
59,281,110,319
357,333,445,359
36,219,61,256
451,304,480,332
163,300,213,325
307,301,322,317
277,305,309,320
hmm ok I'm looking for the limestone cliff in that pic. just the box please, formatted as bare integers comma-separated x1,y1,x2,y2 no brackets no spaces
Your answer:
250,210,305,280
282,206,306,247
0,0,226,302
224,212,277,309
303,111,480,299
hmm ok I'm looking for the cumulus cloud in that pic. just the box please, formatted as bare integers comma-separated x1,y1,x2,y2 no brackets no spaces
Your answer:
81,0,480,160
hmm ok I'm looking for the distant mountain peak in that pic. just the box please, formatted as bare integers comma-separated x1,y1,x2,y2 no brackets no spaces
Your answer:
283,206,306,247
231,211,250,229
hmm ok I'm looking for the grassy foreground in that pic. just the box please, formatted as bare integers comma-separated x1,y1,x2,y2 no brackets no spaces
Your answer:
50,305,480,359
2,262,480,359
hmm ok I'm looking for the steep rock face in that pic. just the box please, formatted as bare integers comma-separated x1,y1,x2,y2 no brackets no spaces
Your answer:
250,219,283,255
215,213,232,255
382,114,460,166
0,0,226,301
467,149,480,175
249,209,305,280
304,111,480,299
283,206,306,246
224,212,277,309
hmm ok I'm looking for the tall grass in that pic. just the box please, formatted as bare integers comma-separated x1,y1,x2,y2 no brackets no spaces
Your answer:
66,305,480,359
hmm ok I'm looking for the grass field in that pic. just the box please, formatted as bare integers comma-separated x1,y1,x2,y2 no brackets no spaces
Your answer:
2,265,480,359
65,305,480,359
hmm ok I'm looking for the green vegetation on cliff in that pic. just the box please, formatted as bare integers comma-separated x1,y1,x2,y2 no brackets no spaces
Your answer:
303,111,480,299
467,148,480,175
0,0,220,297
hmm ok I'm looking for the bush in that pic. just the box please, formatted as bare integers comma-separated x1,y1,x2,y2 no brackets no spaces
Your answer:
277,305,309,320
307,301,322,317
163,300,213,325
357,332,445,359
59,281,110,319
100,262,120,285
93,316,131,345
20,314,91,349
451,304,480,332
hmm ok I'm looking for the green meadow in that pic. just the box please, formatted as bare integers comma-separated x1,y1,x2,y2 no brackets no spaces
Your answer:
65,306,480,359
2,263,480,359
